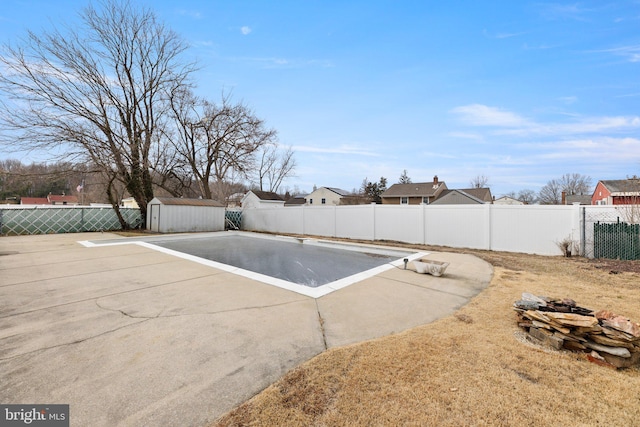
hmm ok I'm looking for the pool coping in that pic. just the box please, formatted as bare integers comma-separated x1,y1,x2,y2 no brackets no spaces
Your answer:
78,231,429,298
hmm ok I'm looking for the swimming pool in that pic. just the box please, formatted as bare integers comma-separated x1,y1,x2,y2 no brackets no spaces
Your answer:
80,231,427,297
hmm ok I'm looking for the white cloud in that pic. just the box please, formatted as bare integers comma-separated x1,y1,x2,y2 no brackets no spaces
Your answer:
176,9,203,20
241,26,252,35
446,131,483,140
229,56,333,69
558,96,577,104
293,144,380,157
483,29,527,39
594,44,640,62
450,104,531,127
451,104,640,137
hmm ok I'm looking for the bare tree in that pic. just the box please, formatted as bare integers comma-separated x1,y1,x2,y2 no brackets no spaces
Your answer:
254,143,297,193
0,1,195,227
398,170,412,184
558,173,592,195
539,173,592,204
538,179,562,204
169,90,277,199
470,175,490,188
517,189,539,205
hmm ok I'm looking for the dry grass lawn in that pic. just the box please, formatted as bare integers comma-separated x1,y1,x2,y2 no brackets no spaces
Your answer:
213,245,640,426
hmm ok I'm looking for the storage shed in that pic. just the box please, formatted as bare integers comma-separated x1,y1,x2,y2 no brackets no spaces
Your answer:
147,197,226,233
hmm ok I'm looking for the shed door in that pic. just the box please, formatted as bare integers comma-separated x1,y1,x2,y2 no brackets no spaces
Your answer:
150,204,160,232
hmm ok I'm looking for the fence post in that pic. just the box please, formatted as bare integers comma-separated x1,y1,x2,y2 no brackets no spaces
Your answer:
371,202,376,241
485,204,492,251
580,207,586,257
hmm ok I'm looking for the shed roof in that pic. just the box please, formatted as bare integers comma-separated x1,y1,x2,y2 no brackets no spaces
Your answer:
250,190,284,201
151,197,224,207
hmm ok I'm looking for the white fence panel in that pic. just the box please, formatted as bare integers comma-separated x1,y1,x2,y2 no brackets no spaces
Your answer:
240,203,591,256
335,205,375,240
490,205,578,255
303,206,336,237
374,205,423,244
243,207,303,234
424,205,489,249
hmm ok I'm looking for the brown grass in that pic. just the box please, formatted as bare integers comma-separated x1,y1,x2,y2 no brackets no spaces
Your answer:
213,245,640,427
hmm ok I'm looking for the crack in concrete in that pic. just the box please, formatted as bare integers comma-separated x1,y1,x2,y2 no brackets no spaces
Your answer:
93,298,308,319
0,258,218,289
1,298,309,362
0,273,226,319
383,275,473,299
0,319,151,361
315,299,328,350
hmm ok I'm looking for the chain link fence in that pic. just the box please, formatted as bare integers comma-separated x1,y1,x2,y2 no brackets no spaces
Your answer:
0,206,142,235
225,208,242,230
582,206,640,259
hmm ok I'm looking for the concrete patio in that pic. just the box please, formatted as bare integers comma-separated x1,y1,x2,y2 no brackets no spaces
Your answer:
0,232,492,426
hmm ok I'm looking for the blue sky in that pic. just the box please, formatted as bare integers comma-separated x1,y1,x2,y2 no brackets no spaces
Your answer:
1,1,639,196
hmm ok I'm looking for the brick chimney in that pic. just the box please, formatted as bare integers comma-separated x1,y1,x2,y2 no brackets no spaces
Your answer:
433,175,438,184
561,191,566,205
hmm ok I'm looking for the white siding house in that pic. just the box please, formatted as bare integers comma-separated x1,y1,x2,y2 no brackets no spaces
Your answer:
494,196,524,205
241,190,285,209
305,187,350,206
147,197,225,233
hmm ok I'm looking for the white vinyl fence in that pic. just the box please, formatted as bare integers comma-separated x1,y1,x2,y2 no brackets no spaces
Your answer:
242,204,583,256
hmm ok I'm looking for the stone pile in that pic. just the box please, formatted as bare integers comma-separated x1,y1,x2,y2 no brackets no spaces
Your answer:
514,293,640,369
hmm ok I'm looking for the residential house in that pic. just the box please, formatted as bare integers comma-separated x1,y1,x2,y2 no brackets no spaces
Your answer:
562,192,591,205
241,190,285,209
284,196,307,207
21,194,79,206
305,187,351,206
20,197,50,205
430,188,492,205
592,179,640,205
121,197,140,209
381,176,447,205
493,196,524,205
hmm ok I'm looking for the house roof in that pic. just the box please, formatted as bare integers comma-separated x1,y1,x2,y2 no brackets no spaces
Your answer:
151,197,224,207
431,189,486,205
48,194,79,204
565,195,591,205
382,181,446,198
455,188,493,202
494,196,524,205
324,187,351,196
284,196,306,206
599,179,640,195
250,190,284,201
20,197,50,205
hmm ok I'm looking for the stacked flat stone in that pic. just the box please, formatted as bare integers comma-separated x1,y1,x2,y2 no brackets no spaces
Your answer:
514,293,640,369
